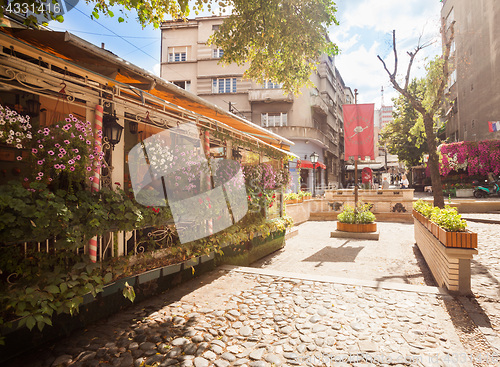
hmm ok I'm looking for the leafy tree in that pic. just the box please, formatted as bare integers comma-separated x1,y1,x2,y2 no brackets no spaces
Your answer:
379,79,428,168
378,24,455,208
1,0,339,94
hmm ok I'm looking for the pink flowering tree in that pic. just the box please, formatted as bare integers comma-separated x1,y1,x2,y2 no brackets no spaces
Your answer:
440,140,500,177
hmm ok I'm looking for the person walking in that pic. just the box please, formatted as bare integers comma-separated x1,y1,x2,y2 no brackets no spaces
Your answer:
382,176,390,190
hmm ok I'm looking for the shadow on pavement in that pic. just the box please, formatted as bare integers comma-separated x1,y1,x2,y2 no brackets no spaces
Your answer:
302,240,364,264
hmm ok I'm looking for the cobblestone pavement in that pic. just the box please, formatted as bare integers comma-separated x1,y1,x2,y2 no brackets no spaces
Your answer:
8,216,500,367
461,216,500,353
10,268,474,367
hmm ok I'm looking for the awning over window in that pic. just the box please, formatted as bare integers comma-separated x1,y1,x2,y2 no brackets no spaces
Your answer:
299,160,326,169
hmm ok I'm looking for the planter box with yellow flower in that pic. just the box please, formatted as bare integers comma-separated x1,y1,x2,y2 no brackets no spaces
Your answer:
412,200,478,295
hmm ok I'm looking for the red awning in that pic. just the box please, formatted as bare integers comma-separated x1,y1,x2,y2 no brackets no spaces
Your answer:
298,160,326,169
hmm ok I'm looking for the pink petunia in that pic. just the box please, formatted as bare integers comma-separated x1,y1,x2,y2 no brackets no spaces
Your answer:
32,148,38,154
37,160,44,165
70,167,75,171
16,156,22,161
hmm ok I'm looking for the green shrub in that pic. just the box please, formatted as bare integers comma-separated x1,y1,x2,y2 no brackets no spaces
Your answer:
337,203,376,224
414,200,467,232
430,206,467,232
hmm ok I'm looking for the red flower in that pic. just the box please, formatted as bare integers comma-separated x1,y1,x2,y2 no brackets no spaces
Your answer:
258,193,262,197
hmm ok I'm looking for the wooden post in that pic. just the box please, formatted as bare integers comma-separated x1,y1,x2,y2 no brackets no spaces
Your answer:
354,159,359,209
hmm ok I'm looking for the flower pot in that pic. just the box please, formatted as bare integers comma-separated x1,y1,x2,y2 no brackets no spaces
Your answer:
337,222,377,233
456,188,474,198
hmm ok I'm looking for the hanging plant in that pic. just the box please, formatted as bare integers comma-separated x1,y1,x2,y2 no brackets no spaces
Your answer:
0,104,32,148
30,115,104,188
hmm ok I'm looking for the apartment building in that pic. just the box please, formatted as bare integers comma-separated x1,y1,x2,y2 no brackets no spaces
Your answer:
160,16,351,192
441,0,500,142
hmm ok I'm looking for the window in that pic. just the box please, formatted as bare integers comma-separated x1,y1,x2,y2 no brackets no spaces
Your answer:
167,47,187,62
212,24,220,31
173,81,191,92
263,80,282,89
448,69,457,87
261,113,288,127
212,48,224,58
212,78,237,93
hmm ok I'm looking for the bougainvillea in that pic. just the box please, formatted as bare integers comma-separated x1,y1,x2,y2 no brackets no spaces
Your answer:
440,140,500,177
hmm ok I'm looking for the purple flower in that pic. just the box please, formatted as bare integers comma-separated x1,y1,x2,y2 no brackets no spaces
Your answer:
64,140,70,144
70,166,75,171
48,150,54,155
37,160,44,165
32,148,38,154
58,153,64,158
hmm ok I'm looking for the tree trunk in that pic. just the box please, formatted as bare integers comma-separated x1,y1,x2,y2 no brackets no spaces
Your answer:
422,114,444,208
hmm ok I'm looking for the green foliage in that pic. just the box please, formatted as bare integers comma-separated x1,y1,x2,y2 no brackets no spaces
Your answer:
122,282,136,303
337,203,375,224
413,199,434,218
0,181,172,246
379,79,429,168
414,199,467,232
210,0,339,93
430,206,467,232
1,0,339,94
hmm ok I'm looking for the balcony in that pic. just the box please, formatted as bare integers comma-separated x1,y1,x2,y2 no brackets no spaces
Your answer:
267,126,339,153
311,95,328,115
248,89,294,103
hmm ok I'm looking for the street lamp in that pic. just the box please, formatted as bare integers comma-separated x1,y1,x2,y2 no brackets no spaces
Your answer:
103,112,123,150
310,152,319,197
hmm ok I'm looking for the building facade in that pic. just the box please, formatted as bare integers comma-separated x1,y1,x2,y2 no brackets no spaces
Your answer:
441,0,500,142
160,16,351,193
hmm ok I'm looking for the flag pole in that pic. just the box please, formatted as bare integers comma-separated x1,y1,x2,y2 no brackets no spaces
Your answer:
354,89,359,211
354,159,358,209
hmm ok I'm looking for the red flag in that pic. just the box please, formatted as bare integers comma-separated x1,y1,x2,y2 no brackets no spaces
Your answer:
342,103,375,161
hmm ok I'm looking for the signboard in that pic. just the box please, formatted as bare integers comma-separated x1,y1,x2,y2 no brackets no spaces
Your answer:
361,167,373,183
342,103,375,161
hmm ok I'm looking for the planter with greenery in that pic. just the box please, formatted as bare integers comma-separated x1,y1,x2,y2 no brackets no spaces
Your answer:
284,192,299,204
413,200,477,248
336,203,377,233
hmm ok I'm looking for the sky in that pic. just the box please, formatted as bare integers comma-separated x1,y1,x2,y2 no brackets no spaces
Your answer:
47,0,444,109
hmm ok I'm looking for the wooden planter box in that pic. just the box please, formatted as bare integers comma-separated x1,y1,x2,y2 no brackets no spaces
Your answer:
413,218,477,295
412,210,477,248
285,199,298,205
337,222,377,233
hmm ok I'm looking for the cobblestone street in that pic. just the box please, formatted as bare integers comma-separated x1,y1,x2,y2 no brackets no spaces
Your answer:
7,215,500,367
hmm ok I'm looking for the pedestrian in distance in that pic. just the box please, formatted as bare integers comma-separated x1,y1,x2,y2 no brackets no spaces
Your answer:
401,175,409,189
382,176,390,190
